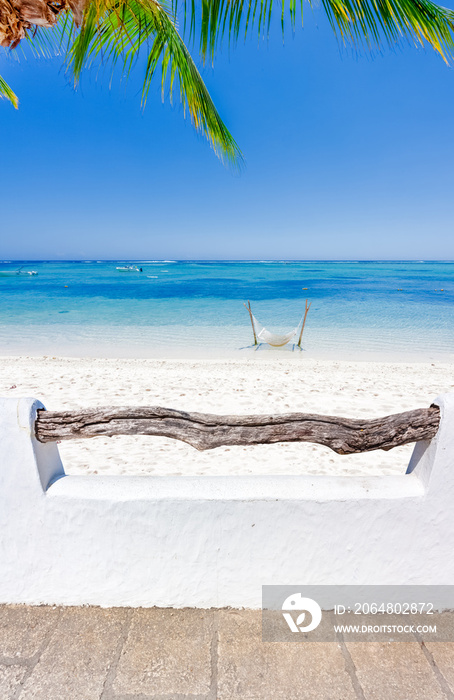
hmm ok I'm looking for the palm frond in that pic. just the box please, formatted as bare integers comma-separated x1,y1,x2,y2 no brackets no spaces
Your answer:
0,74,18,107
63,0,242,165
25,22,71,59
321,0,454,62
174,0,454,65
4,0,454,165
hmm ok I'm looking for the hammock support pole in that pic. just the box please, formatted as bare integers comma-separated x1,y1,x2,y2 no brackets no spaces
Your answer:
243,300,258,345
297,299,311,348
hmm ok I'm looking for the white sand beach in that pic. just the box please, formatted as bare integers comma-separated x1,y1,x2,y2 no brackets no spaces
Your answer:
0,355,452,477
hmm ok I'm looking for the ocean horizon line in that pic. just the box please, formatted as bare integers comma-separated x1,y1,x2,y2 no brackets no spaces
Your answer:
2,259,454,265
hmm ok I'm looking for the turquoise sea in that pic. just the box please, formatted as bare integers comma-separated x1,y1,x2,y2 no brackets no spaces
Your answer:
0,260,453,360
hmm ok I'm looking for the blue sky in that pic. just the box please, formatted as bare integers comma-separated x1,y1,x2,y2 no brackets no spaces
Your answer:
1,5,454,260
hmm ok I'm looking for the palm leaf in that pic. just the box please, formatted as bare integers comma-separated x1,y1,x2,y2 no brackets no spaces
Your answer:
4,0,454,165
0,74,19,108
63,0,242,165
174,0,454,65
25,23,71,59
321,0,454,62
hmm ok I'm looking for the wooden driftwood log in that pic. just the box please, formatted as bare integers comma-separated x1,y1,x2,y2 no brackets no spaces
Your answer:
35,405,441,455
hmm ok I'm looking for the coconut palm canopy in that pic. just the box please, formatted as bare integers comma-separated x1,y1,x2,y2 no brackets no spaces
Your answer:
1,0,454,164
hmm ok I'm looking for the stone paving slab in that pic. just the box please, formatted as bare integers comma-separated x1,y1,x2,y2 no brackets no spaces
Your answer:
0,606,60,659
217,610,357,700
346,642,448,700
0,665,28,698
424,643,454,694
0,605,454,700
18,608,128,700
113,609,213,697
424,613,454,695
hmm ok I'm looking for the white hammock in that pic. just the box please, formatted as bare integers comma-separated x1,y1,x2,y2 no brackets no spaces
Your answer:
251,313,301,347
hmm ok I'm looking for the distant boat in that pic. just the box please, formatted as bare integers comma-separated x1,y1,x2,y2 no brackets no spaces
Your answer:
116,265,141,272
16,268,38,276
0,267,38,277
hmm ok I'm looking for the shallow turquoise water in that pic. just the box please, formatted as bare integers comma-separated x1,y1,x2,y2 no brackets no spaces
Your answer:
0,260,453,359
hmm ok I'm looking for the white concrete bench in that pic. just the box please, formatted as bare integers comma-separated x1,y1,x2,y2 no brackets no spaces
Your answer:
0,395,453,608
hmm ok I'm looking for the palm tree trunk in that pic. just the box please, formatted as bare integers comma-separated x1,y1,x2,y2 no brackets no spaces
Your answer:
0,0,86,48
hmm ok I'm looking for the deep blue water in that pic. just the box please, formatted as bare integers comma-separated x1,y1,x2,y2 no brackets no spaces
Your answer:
0,260,453,358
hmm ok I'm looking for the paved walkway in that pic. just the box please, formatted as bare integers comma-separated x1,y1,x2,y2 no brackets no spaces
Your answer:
1,605,454,699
